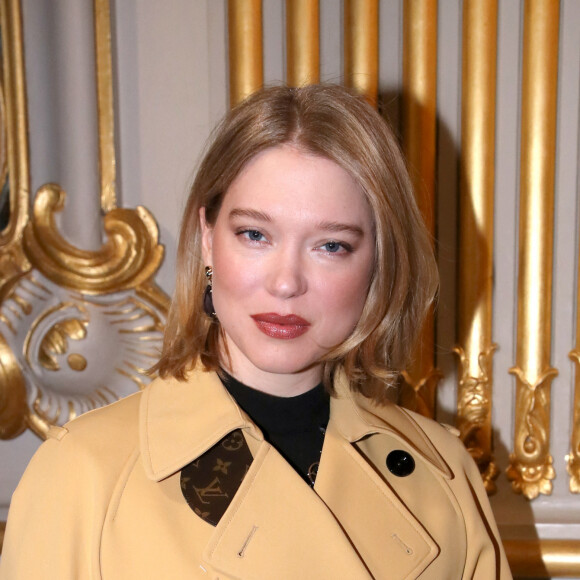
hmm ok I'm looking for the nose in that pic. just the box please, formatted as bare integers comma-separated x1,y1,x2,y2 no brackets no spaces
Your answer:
265,249,307,299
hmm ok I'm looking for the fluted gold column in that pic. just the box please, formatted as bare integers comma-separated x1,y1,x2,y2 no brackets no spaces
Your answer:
94,0,116,212
228,0,263,107
568,208,580,492
399,0,439,418
344,0,378,107
506,0,559,500
286,0,319,86
454,0,498,493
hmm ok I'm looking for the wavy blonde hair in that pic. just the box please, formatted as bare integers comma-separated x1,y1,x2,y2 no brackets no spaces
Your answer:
153,84,438,401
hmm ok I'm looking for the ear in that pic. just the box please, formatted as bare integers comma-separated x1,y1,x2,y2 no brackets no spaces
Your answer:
199,207,213,266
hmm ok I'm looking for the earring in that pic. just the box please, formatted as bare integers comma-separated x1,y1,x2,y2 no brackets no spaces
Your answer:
203,266,217,318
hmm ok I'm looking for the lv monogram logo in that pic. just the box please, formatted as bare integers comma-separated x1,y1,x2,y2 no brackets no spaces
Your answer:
193,477,229,505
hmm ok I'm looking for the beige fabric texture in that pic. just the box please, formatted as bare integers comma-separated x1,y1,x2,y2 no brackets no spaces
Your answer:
1,369,511,579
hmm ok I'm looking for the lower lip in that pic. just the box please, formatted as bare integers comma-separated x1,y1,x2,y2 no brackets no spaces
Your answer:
252,320,310,339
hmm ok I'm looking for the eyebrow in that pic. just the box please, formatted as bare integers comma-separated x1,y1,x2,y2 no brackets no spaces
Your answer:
228,208,272,222
228,208,365,237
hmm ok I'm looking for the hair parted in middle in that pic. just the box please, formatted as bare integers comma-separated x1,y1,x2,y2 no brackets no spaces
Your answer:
153,83,438,402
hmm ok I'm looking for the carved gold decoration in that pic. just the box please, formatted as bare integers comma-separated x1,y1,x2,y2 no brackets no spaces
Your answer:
455,0,498,493
503,539,580,578
401,0,439,418
286,0,319,87
94,0,116,212
228,0,263,107
344,0,378,107
507,366,558,499
23,184,163,295
0,520,5,554
568,348,580,492
0,269,167,439
507,0,560,500
454,345,499,493
0,0,169,440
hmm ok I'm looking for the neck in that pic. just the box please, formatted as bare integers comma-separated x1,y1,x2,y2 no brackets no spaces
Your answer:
220,358,323,397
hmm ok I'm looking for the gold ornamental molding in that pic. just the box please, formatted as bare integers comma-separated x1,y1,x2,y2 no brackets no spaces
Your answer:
507,0,560,500
568,139,580,492
504,539,580,578
286,0,319,87
22,184,163,294
94,0,117,212
344,0,378,107
228,0,263,107
454,0,498,493
567,351,580,492
0,0,169,441
401,0,439,419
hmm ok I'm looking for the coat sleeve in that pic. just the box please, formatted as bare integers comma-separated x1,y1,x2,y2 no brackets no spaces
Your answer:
448,433,512,579
0,425,110,579
0,390,141,580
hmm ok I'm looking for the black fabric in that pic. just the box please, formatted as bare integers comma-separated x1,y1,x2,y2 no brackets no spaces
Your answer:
220,371,329,486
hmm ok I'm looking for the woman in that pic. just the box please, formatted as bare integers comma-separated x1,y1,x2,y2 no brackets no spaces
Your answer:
1,85,511,579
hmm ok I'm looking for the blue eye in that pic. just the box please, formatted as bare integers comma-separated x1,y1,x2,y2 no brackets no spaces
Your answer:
323,241,341,253
243,230,265,242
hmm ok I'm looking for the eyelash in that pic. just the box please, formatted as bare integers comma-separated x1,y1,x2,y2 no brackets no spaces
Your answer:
235,229,353,255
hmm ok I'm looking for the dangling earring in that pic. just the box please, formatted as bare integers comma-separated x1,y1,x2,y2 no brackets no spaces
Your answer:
203,266,217,318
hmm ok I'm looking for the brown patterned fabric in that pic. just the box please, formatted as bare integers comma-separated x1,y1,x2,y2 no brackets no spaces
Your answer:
180,429,253,526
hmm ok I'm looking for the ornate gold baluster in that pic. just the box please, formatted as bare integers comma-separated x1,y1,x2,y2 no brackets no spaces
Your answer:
454,0,499,493
228,0,263,107
286,0,319,86
506,0,560,500
399,0,440,418
344,0,378,107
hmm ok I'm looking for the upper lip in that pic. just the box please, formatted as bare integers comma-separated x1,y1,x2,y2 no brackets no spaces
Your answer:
251,313,310,326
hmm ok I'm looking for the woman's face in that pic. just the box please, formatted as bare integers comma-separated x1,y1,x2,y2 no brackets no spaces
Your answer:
201,146,375,395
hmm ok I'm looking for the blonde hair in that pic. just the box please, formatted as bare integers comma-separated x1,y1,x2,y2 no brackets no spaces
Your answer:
153,84,438,401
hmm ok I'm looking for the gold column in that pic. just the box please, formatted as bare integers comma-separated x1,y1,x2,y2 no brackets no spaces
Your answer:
399,0,439,418
568,202,580,491
344,0,378,107
454,0,498,493
506,0,559,500
228,0,263,107
286,0,319,86
94,0,116,212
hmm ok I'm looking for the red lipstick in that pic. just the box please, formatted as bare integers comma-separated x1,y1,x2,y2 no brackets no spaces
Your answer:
251,313,310,339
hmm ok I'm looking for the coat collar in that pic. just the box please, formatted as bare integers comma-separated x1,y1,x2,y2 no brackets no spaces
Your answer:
139,367,451,482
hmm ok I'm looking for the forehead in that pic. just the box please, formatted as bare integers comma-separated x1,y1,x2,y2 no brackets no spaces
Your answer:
221,146,373,225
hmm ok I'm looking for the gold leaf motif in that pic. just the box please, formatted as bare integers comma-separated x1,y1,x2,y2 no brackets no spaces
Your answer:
507,365,558,499
22,184,164,295
453,344,499,494
38,318,88,371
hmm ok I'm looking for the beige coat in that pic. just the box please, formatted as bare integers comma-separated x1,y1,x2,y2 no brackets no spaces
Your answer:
1,369,511,579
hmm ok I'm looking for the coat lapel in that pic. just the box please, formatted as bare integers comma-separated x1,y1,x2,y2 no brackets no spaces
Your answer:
314,419,439,579
204,440,374,579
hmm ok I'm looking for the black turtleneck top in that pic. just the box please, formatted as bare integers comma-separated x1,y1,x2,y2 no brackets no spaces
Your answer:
220,371,330,486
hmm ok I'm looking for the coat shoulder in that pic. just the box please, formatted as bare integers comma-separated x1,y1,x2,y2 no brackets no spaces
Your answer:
44,389,143,467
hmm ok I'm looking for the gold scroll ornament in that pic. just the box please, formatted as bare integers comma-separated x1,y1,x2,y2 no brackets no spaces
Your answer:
0,0,169,440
